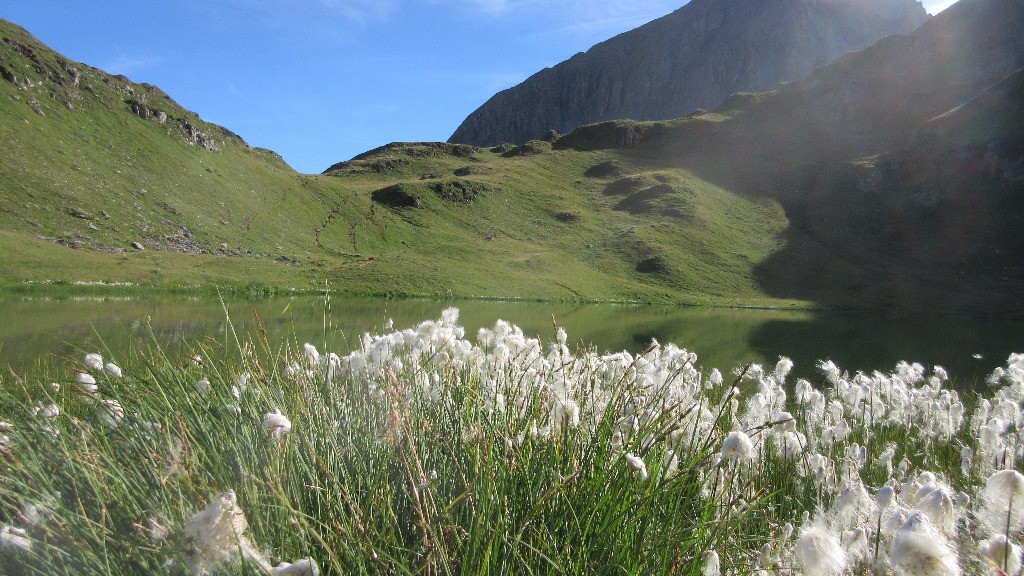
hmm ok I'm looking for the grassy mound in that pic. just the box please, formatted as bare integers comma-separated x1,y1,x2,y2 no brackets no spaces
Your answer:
584,161,624,179
372,184,422,209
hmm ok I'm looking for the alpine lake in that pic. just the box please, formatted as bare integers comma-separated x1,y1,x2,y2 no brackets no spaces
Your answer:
1,294,1020,388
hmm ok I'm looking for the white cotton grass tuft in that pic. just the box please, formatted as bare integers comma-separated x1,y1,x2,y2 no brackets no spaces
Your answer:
981,470,1024,537
25,495,59,529
708,368,723,388
272,557,320,575
104,362,122,377
97,399,125,429
38,403,59,419
720,430,755,462
0,525,31,553
817,359,842,385
795,515,847,576
144,518,169,543
83,353,104,372
303,343,320,365
195,378,212,396
756,542,773,568
962,447,974,478
624,453,648,481
890,512,961,576
841,527,869,565
914,485,957,535
185,490,268,574
782,522,794,541
700,550,720,576
774,356,794,380
76,372,97,390
263,409,292,440
832,477,875,529
22,499,51,527
553,394,580,429
877,485,895,509
978,535,1022,576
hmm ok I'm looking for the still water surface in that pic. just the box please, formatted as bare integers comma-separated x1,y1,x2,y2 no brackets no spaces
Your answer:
0,295,1020,385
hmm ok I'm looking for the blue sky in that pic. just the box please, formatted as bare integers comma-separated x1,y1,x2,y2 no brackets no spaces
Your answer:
1,1,955,174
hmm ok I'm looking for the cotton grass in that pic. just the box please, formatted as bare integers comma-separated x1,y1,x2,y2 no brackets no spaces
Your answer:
795,515,847,576
890,513,961,576
982,469,1024,536
0,310,1021,575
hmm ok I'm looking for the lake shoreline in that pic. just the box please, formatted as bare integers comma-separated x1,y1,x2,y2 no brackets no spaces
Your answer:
5,280,1024,321
0,278,819,310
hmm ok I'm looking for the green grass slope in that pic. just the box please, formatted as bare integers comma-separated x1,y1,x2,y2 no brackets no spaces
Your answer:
0,18,802,306
0,19,365,293
5,0,1020,313
317,141,793,305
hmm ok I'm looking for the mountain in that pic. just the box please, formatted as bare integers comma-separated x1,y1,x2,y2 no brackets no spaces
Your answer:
1,0,1022,314
325,0,1024,314
0,18,794,305
449,0,929,147
554,0,1024,313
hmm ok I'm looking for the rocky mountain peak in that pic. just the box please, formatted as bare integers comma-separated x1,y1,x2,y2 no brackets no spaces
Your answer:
449,0,929,146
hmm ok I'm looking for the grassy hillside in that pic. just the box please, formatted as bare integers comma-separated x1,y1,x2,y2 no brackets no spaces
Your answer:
0,18,802,307
0,19,363,293
2,0,1021,313
317,142,792,304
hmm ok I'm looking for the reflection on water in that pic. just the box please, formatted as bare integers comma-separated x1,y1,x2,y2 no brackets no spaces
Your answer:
0,295,1020,385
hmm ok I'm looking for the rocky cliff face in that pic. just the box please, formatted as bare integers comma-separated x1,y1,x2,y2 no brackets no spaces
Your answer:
449,0,929,146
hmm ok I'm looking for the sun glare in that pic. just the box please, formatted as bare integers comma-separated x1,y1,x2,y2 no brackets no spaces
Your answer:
923,0,958,15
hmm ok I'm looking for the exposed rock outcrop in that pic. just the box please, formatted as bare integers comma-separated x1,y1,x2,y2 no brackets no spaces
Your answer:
180,121,220,152
449,0,929,146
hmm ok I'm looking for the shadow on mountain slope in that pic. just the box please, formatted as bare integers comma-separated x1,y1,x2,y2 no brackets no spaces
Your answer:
557,0,1024,314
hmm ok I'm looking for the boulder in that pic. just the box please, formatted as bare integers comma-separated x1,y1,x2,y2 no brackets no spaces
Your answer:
27,98,44,116
129,99,151,120
0,64,16,84
63,64,80,86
